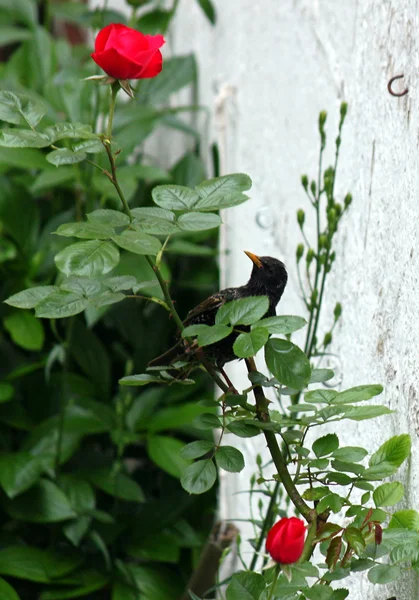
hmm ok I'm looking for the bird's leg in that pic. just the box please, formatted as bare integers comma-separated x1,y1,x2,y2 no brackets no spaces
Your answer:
219,367,238,395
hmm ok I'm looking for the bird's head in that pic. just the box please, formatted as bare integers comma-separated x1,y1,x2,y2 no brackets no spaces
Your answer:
244,251,288,296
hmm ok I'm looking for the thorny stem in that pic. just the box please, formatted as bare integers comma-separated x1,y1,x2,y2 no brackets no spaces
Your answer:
245,358,313,522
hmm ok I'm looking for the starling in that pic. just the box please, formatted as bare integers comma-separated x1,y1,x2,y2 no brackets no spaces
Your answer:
148,251,288,371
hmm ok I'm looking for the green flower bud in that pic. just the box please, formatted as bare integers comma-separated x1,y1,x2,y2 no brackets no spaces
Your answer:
296,243,304,262
330,251,336,263
334,302,342,320
340,102,348,122
310,180,316,196
344,193,353,208
256,453,262,467
301,175,309,190
318,110,327,132
319,234,328,249
328,208,337,224
297,209,305,227
319,252,327,265
334,203,342,217
306,248,315,265
323,332,332,347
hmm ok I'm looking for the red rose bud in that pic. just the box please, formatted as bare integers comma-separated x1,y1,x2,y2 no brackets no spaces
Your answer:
266,517,306,564
91,23,165,80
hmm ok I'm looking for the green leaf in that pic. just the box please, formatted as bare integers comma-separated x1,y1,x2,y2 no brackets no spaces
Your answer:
0,26,32,46
147,403,215,433
226,572,265,600
252,315,306,334
39,570,108,599
0,452,46,498
112,230,162,255
216,296,269,326
46,148,86,166
60,277,101,297
310,368,335,383
0,90,46,128
152,185,200,210
362,462,398,480
127,531,180,564
193,413,221,429
73,138,104,153
194,173,252,211
369,434,411,468
179,440,214,460
141,54,197,104
0,382,13,404
332,384,383,404
367,564,401,584
102,275,137,292
132,208,179,235
305,389,337,404
233,328,269,358
87,209,130,227
226,421,260,438
4,311,44,350
196,324,232,347
31,167,75,194
0,546,81,583
177,211,221,231
54,222,114,240
373,482,404,507
332,447,368,462
55,240,120,277
0,128,51,148
343,405,393,421
215,446,245,473
312,434,339,458
303,585,334,600
35,291,88,319
0,577,19,600
196,0,216,24
181,459,217,494
119,374,170,386
388,509,419,530
85,468,144,503
59,474,95,512
147,435,190,478
4,479,76,522
43,122,97,143
343,527,366,554
265,338,311,389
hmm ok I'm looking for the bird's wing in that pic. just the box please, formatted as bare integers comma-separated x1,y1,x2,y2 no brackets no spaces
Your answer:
184,290,233,326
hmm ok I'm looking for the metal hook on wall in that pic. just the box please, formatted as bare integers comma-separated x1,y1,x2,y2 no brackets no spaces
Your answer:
387,74,408,97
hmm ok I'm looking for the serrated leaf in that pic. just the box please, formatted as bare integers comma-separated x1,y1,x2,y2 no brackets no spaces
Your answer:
177,211,221,231
0,128,51,148
0,90,46,128
233,328,269,358
55,240,120,277
132,207,179,235
179,440,214,460
326,536,342,570
102,275,137,292
332,447,368,462
388,509,419,530
367,564,401,584
313,434,339,458
305,389,338,404
226,571,265,600
333,384,383,404
60,277,101,297
362,462,398,480
343,527,366,555
183,324,232,347
226,421,260,438
54,222,114,239
216,296,269,326
181,459,216,494
215,446,245,473
373,482,404,507
152,185,199,210
369,434,411,468
35,292,88,319
252,315,306,334
315,523,343,541
112,230,161,255
344,405,393,421
87,209,130,227
265,338,311,389
193,413,221,429
119,374,168,386
194,173,252,211
46,148,86,166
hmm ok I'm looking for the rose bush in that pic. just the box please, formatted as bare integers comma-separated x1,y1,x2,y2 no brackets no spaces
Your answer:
91,23,165,80
266,517,306,564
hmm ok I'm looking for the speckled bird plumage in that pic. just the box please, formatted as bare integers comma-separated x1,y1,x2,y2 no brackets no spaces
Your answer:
148,252,288,369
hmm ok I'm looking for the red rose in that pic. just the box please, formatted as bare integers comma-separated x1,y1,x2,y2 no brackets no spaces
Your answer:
266,517,306,564
91,23,165,80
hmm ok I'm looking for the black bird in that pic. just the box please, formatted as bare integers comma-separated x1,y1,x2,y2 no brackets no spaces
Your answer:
148,251,288,372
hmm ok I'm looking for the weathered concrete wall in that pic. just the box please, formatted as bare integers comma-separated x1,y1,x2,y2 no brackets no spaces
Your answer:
171,1,419,598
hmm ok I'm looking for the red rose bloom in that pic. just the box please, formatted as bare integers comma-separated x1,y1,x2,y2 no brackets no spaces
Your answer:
266,517,306,564
91,23,165,80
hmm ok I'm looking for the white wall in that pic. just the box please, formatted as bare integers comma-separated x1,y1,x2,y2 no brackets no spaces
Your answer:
171,1,419,598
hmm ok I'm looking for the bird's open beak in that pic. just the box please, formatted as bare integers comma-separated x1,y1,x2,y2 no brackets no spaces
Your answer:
244,250,262,268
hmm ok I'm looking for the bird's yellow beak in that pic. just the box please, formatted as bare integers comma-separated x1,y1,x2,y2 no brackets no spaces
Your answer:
244,250,262,268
